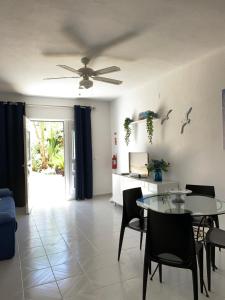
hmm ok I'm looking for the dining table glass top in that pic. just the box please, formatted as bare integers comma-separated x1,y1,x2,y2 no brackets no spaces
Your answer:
136,193,225,216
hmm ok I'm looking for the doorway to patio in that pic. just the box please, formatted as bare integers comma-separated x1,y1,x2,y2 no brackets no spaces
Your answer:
30,121,66,208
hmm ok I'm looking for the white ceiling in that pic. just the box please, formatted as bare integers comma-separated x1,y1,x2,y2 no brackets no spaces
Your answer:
1,0,225,100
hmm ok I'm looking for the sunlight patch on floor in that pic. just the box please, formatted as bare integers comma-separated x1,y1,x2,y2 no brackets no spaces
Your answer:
30,172,66,209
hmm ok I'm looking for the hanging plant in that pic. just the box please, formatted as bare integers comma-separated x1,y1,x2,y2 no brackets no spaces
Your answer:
146,114,153,144
146,111,158,144
123,117,133,146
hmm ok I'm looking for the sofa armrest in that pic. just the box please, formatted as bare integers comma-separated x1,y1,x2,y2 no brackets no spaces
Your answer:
0,213,15,225
0,189,13,197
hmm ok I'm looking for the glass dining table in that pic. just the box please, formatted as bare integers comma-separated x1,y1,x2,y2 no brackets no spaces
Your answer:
136,193,225,216
137,192,225,297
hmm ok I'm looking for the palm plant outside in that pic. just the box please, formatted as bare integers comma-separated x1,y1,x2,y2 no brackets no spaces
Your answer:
32,121,64,175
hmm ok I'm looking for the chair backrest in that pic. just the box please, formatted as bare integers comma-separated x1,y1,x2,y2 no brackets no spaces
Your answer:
186,184,215,198
122,187,143,224
147,210,196,267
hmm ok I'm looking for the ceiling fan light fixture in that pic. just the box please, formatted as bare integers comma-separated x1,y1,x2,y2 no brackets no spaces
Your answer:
80,78,93,89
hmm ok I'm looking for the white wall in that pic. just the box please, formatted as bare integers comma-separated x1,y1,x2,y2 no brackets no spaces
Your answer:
111,48,225,200
0,93,112,196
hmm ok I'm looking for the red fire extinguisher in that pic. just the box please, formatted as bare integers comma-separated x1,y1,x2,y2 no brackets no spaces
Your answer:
112,154,117,169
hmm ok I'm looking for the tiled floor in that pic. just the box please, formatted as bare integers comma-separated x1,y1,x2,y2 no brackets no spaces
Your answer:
1,195,225,300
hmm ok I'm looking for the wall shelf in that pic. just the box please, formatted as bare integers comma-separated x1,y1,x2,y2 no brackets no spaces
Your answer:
131,116,160,125
131,119,146,125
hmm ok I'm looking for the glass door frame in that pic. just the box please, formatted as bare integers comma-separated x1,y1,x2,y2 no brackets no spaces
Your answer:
64,120,75,200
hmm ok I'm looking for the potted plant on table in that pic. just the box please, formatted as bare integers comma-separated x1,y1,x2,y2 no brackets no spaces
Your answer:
145,159,170,182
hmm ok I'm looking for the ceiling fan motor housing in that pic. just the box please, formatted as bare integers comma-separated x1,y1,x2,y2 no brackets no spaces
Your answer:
80,78,93,89
78,67,94,77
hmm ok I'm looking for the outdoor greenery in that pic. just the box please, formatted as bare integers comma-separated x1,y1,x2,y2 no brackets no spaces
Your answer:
32,122,64,175
145,159,170,175
124,117,133,145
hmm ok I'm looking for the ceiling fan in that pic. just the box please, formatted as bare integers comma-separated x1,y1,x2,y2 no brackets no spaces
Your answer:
43,25,141,62
44,56,122,89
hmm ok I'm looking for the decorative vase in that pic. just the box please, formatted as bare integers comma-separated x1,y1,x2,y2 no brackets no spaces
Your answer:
154,169,162,182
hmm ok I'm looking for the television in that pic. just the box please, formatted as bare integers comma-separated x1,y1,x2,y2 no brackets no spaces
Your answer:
129,152,149,176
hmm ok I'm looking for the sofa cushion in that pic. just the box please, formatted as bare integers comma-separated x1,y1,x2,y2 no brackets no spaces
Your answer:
0,197,16,219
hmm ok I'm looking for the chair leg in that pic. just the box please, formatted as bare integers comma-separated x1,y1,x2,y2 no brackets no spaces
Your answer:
211,245,217,271
149,263,162,284
148,260,151,274
118,224,125,261
143,253,149,300
140,232,143,250
206,243,211,292
214,216,219,229
214,217,221,252
159,263,162,283
192,264,198,300
150,264,159,281
197,247,204,294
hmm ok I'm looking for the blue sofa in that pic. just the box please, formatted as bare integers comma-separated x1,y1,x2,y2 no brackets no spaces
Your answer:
0,188,17,260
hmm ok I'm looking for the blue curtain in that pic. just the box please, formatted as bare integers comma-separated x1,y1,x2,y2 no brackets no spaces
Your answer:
0,102,26,207
74,105,93,200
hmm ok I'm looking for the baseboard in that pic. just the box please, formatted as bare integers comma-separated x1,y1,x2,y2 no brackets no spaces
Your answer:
93,193,112,198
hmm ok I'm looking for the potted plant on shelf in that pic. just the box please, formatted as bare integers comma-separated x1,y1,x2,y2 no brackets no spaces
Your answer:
145,159,170,182
123,117,133,146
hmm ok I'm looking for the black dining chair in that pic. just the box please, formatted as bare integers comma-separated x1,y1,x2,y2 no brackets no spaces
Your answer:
206,227,225,291
118,187,147,261
143,210,204,300
186,184,219,228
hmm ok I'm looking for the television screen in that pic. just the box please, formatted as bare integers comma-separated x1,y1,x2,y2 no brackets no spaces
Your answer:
129,152,149,176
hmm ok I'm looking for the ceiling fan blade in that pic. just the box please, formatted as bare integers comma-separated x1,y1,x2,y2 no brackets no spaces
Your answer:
43,76,79,80
57,65,81,75
92,76,122,85
63,25,89,51
101,31,140,49
87,30,141,59
43,50,81,57
94,66,120,76
43,51,134,62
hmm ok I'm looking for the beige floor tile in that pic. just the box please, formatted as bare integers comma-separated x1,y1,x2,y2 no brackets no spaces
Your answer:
24,282,62,300
0,290,24,300
41,235,64,246
44,243,69,255
21,255,50,273
57,274,97,299
52,261,83,280
20,246,46,260
22,267,55,288
47,251,76,266
0,259,23,296
19,237,43,250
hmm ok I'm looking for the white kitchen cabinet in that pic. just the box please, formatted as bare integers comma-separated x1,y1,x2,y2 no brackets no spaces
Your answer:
111,173,178,206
